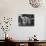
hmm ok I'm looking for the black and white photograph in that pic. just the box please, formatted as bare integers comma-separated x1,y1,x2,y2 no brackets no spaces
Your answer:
18,14,34,26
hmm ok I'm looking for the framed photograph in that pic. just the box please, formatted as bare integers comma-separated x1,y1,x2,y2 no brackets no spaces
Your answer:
18,14,34,26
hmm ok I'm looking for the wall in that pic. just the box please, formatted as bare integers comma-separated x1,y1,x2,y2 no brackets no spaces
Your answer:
0,0,46,40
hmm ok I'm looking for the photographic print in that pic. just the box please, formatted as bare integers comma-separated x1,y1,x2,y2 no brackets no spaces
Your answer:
18,14,34,26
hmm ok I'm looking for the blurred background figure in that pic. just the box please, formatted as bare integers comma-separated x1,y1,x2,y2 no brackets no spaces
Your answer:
32,35,38,41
